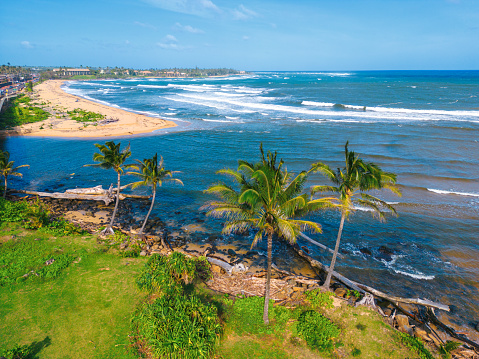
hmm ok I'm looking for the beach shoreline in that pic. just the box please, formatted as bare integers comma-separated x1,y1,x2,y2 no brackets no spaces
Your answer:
1,79,177,138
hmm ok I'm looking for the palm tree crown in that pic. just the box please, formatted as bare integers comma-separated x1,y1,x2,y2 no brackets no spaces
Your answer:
86,141,131,235
0,150,29,199
126,153,183,236
311,141,401,289
203,145,334,324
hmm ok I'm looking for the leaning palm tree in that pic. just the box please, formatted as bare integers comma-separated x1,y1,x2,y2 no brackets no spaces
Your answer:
203,145,334,324
86,141,131,235
0,150,29,199
126,153,183,236
311,141,401,290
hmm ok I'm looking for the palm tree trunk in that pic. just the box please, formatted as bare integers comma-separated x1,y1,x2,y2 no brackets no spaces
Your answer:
138,187,156,235
3,177,6,199
323,211,346,290
105,172,121,235
263,231,273,325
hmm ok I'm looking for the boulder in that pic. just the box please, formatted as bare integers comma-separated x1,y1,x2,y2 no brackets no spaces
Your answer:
414,327,431,341
334,287,348,298
360,247,372,256
227,249,237,257
396,314,409,328
399,324,414,336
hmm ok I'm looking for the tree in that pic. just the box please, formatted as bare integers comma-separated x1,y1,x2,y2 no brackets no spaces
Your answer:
86,141,131,235
203,145,334,324
311,141,401,290
126,153,183,236
0,150,29,199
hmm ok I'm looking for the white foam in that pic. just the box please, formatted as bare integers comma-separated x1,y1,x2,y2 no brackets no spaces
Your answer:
392,269,435,280
427,189,479,197
225,116,239,120
302,101,336,107
164,112,177,115
201,118,240,123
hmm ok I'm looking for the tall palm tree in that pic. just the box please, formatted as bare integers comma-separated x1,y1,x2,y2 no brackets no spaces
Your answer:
0,150,29,199
311,141,401,290
86,141,131,235
126,153,183,236
203,145,334,324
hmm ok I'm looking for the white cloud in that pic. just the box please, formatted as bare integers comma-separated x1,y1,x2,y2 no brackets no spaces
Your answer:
173,22,204,34
242,35,250,41
134,21,157,30
157,34,190,50
143,0,220,17
125,40,131,45
21,41,33,49
232,4,258,20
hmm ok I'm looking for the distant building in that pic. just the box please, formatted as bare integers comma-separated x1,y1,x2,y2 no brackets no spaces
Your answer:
53,68,91,76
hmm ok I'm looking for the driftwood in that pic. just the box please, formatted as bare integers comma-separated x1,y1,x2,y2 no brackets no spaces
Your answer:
426,308,479,350
206,257,234,273
299,232,344,259
292,243,450,312
11,185,150,205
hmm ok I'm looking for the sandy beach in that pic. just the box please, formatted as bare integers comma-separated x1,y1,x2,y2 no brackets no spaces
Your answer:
5,80,176,138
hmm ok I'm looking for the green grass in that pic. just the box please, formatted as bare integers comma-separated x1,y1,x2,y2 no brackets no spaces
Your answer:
0,224,147,358
0,219,437,359
70,75,96,80
67,108,105,123
0,95,50,130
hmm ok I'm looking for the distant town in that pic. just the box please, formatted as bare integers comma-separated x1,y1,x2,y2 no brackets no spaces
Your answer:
0,64,245,98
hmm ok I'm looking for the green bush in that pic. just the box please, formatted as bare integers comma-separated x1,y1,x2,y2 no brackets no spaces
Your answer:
0,95,49,129
67,108,105,123
296,310,340,352
305,288,334,309
132,252,221,358
0,344,33,359
133,294,221,358
396,331,434,359
0,198,30,222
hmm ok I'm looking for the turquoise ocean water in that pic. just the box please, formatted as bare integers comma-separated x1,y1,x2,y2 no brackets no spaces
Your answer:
3,71,479,333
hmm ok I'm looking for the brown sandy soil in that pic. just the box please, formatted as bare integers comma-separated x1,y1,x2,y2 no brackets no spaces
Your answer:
3,80,176,138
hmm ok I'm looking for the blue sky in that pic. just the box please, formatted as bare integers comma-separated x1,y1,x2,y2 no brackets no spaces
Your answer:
1,0,478,70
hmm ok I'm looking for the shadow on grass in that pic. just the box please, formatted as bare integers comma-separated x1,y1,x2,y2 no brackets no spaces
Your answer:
1,336,51,359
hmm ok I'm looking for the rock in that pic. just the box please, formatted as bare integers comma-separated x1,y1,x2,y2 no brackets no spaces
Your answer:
231,263,248,274
227,249,237,257
360,247,372,256
334,287,348,298
140,251,147,257
152,244,160,250
399,325,414,336
414,327,430,341
475,322,479,332
245,250,258,258
85,211,93,217
211,264,224,274
396,314,409,329
378,246,394,255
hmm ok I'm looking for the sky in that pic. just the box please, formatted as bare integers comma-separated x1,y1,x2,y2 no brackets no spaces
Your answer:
1,0,478,71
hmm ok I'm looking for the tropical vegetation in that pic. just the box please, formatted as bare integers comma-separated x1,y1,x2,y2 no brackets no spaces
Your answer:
86,141,131,235
311,141,401,289
202,145,335,324
126,153,183,237
0,95,50,130
0,150,29,199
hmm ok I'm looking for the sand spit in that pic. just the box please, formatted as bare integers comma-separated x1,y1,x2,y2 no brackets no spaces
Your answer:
3,80,176,138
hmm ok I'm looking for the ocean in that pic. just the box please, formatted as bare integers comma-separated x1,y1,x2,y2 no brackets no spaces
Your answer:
3,71,479,335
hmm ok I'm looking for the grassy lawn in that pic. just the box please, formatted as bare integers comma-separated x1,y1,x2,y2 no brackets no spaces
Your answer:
0,224,147,358
0,221,434,359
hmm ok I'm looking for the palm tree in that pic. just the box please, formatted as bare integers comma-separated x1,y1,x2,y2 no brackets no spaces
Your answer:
126,153,183,236
203,145,334,324
311,141,401,290
86,141,131,235
0,150,29,199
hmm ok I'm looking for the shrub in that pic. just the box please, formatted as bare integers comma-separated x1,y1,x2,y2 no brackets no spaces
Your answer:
132,294,221,358
296,310,340,352
305,288,334,309
0,344,33,359
396,331,434,359
132,252,221,358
